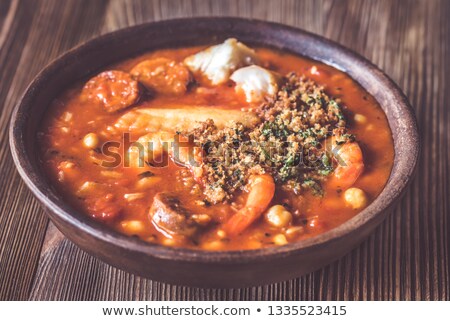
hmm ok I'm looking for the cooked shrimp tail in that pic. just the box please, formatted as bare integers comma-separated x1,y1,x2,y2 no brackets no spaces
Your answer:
223,174,275,236
327,139,364,190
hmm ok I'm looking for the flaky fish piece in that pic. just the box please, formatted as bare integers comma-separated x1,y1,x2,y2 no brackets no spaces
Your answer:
113,106,260,135
230,65,281,103
184,38,258,85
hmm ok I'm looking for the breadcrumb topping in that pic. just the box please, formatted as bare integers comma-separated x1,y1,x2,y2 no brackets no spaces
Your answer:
187,73,355,204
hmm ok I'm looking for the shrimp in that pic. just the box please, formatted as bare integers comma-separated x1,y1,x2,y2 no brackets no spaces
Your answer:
223,174,275,236
327,139,364,190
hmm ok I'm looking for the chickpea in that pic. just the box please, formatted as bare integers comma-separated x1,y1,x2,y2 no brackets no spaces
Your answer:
310,65,319,75
273,234,288,246
344,187,368,209
202,240,224,250
354,113,367,124
216,229,227,238
121,220,146,235
60,161,75,169
265,205,293,228
82,132,99,149
285,226,305,240
162,237,177,247
191,214,212,226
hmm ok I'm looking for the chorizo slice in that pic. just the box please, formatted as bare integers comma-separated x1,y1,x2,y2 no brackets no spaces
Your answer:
149,192,199,237
130,58,192,95
82,70,140,113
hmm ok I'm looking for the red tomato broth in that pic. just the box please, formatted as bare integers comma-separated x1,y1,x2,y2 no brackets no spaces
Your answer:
38,45,394,250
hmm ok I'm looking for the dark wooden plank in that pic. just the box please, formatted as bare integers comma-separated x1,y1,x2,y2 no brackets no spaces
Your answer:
0,0,447,300
0,0,109,300
0,0,48,301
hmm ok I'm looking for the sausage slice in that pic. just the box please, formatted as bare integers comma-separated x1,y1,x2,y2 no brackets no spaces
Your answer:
149,192,199,237
130,58,192,95
82,70,140,113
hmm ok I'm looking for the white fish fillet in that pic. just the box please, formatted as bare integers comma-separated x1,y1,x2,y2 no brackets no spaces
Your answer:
184,38,258,85
114,106,260,135
230,65,281,103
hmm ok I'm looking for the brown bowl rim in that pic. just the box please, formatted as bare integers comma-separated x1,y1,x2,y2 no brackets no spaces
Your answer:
9,17,419,264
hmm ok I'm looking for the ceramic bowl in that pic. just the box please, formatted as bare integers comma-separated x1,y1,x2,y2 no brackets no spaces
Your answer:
9,17,419,288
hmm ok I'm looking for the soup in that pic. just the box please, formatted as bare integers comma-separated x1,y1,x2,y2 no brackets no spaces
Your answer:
38,39,394,250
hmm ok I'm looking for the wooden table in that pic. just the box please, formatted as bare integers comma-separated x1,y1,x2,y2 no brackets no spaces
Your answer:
1,0,448,301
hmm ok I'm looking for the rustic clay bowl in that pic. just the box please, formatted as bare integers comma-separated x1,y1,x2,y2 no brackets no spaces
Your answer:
9,17,419,288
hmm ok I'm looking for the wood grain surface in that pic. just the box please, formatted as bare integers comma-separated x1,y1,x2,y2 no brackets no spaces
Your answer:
0,0,448,301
